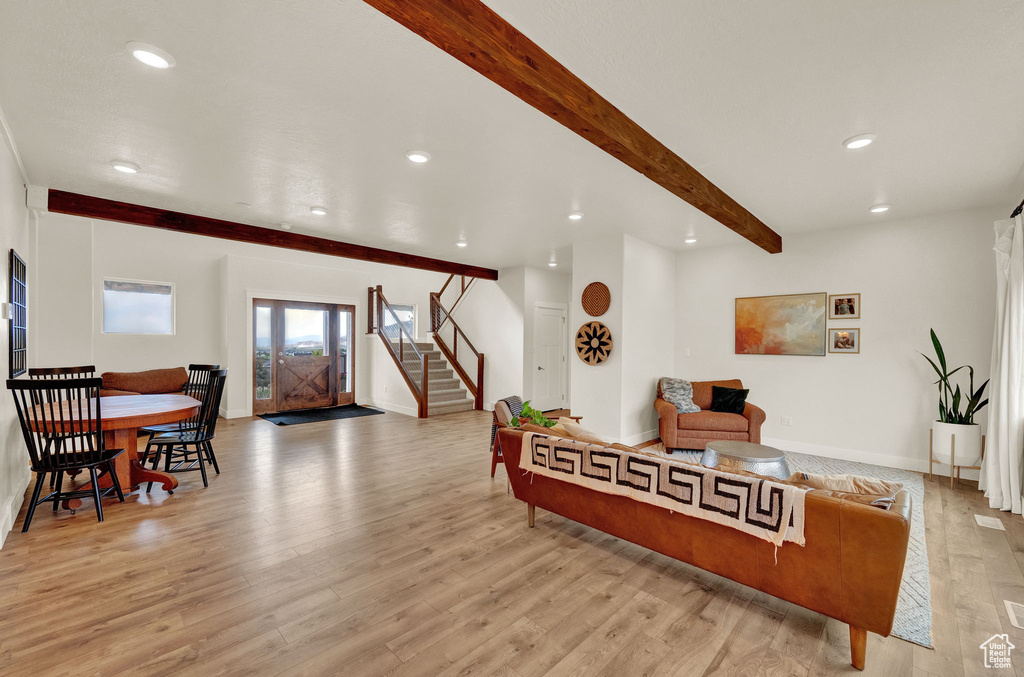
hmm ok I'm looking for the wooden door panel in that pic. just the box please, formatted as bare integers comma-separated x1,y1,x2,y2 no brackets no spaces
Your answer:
277,357,332,410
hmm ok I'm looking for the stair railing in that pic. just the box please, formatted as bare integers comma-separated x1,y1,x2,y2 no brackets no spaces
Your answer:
434,274,476,332
367,285,429,418
429,291,484,410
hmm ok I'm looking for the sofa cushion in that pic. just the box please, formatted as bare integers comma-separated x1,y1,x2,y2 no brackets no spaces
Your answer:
691,379,743,410
100,388,141,397
558,418,607,445
710,386,749,415
676,411,749,432
658,377,700,414
787,472,904,497
101,367,188,396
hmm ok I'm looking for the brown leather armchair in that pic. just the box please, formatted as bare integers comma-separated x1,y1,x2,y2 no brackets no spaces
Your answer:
655,378,766,452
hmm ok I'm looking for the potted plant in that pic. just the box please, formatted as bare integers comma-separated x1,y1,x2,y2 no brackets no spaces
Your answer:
508,401,556,428
921,329,989,466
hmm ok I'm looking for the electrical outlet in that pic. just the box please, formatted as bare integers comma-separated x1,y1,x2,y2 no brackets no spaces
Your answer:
780,415,793,426
684,348,691,357
383,385,388,393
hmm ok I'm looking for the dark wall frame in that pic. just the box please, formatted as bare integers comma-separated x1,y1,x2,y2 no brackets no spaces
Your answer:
9,249,27,378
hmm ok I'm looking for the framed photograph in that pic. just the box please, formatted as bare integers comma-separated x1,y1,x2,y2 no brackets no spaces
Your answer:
829,328,860,354
828,293,860,319
735,292,827,356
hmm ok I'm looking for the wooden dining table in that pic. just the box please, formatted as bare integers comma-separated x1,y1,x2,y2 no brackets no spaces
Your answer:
57,394,201,509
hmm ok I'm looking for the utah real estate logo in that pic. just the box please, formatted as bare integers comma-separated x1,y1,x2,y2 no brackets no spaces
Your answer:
980,634,1014,669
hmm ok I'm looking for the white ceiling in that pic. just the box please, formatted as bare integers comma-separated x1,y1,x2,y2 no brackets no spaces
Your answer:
1,1,1022,271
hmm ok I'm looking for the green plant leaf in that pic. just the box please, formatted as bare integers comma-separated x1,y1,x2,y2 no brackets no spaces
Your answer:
930,329,947,373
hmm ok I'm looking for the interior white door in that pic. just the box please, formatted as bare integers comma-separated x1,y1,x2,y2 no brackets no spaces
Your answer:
532,305,567,410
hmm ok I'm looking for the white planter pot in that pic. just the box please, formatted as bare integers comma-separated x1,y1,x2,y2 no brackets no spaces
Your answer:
931,421,982,466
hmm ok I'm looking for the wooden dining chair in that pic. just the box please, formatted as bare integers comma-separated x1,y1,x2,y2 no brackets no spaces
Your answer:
143,369,227,489
140,364,221,439
7,377,125,532
28,365,97,379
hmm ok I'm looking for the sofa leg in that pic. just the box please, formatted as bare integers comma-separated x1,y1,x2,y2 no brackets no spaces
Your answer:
849,626,866,670
527,504,535,528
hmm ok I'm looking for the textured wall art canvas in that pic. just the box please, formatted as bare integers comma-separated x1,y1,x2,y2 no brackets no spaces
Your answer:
735,293,827,356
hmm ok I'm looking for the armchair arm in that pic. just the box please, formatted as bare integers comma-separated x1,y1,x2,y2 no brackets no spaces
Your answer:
742,402,767,444
654,397,677,448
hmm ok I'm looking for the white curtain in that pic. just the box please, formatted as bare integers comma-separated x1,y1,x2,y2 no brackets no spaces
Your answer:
981,215,1024,513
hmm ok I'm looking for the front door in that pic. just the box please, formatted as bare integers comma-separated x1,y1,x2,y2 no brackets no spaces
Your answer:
253,299,356,414
532,304,567,410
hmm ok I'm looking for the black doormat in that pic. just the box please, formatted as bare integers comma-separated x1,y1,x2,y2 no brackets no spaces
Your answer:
259,404,385,426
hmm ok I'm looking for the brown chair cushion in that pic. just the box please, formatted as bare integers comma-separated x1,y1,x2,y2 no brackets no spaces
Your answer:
690,379,743,410
101,367,188,396
676,411,749,432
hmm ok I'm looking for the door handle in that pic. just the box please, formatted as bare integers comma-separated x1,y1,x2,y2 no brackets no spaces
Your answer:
538,366,544,370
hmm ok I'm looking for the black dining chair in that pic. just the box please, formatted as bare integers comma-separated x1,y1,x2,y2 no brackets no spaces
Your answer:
28,366,99,487
143,369,227,489
7,377,125,532
140,364,221,440
28,365,97,380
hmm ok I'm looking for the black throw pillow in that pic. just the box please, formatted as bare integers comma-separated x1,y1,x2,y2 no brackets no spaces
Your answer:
710,386,749,415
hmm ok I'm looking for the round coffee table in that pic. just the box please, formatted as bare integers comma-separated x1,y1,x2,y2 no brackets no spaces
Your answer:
701,440,791,480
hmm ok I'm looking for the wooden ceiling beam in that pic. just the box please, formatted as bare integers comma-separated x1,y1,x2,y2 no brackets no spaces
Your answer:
363,0,782,254
46,190,500,280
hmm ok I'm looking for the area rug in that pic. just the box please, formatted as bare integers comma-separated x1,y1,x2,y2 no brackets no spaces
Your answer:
258,404,385,426
642,443,932,648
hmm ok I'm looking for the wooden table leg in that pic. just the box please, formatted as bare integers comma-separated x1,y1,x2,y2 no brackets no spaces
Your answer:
64,428,178,509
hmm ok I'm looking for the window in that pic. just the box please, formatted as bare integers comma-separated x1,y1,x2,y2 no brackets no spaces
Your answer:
9,250,27,377
102,279,174,334
384,303,416,337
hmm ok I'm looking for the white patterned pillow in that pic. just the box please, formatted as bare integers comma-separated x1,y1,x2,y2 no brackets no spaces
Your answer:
659,377,700,414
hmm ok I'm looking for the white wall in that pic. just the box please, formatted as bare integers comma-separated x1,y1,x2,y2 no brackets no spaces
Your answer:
621,235,676,443
675,206,1001,473
452,271,526,408
0,136,31,546
30,212,529,418
570,236,626,441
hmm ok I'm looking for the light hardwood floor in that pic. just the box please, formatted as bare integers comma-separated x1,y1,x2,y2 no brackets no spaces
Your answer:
0,410,1021,676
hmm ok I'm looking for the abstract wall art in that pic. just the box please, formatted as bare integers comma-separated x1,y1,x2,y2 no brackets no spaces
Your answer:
735,292,827,356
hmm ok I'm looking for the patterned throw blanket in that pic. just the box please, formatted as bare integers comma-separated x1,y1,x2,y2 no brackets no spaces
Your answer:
520,432,807,547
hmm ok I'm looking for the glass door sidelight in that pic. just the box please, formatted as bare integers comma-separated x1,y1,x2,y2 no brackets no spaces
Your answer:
253,299,356,414
338,305,355,406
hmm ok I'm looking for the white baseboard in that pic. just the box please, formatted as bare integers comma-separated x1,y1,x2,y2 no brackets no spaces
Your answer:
223,407,249,419
369,399,418,418
0,465,32,549
623,428,659,447
761,436,973,478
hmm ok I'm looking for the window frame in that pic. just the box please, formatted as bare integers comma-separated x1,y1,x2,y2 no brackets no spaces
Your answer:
101,277,177,336
9,249,27,378
383,302,417,339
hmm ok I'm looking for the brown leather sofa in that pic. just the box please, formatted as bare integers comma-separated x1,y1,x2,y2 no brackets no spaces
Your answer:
655,378,766,451
497,428,911,670
100,367,189,397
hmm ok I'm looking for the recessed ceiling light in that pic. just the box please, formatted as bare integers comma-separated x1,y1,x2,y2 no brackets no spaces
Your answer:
568,212,583,221
843,134,876,150
548,261,558,267
234,202,251,208
309,206,328,216
870,204,891,213
280,222,292,230
110,160,140,174
126,42,176,69
456,241,468,248
684,238,697,244
406,150,431,163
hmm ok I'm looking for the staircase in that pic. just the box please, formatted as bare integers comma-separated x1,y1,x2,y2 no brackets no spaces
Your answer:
367,284,482,418
402,341,475,415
